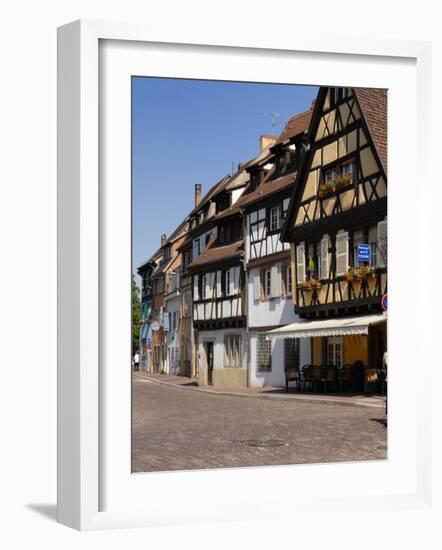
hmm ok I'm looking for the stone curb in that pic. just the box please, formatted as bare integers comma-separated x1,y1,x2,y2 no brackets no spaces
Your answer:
135,373,385,410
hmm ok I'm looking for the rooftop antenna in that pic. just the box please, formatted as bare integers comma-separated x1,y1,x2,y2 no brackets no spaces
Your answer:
258,111,281,133
231,161,235,175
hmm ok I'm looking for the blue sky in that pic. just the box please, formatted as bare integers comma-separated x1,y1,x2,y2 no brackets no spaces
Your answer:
132,77,318,280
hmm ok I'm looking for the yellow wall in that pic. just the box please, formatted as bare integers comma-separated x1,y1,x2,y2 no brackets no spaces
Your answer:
343,335,368,365
312,337,322,364
311,335,368,365
213,368,247,387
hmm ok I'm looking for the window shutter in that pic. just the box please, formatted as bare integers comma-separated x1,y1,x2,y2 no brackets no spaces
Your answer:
205,274,211,299
320,235,330,279
336,231,349,275
253,273,260,301
210,272,216,298
193,275,199,300
281,265,287,297
229,267,235,296
377,220,388,267
270,263,281,298
233,266,241,294
296,243,305,283
216,271,222,297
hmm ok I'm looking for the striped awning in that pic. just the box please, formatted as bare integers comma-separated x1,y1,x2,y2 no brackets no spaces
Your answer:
266,313,386,340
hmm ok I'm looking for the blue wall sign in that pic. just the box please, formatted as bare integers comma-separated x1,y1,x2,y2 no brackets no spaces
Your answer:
357,243,371,263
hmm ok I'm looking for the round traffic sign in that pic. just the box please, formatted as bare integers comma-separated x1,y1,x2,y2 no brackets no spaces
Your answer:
381,294,388,311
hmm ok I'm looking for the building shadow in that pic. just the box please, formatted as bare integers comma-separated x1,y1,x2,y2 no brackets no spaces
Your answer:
370,417,387,427
26,503,57,522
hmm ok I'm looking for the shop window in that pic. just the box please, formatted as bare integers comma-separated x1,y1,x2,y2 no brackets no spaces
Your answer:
284,338,299,370
257,333,272,371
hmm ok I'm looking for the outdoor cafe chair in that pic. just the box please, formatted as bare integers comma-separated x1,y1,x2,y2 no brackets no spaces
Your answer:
284,366,300,392
324,365,338,393
301,365,313,392
340,364,354,392
336,363,353,392
311,365,322,393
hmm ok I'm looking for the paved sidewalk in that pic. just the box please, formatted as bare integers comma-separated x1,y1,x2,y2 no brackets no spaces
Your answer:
133,371,386,409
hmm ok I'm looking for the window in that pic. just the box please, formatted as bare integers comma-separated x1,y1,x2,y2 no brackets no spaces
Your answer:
325,168,337,183
222,269,231,296
269,205,282,231
368,226,378,266
377,219,388,267
327,336,343,368
224,335,242,368
352,230,364,266
264,269,272,298
192,238,201,259
316,242,322,278
330,87,348,107
342,161,354,178
286,266,292,295
201,274,207,299
284,338,299,370
197,275,203,300
257,334,272,371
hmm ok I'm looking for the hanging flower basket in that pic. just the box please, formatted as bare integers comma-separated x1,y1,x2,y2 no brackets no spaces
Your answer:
344,265,376,282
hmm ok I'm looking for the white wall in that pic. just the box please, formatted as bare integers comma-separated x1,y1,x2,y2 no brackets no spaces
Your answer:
164,293,180,374
249,333,311,388
247,267,311,387
197,328,247,371
247,266,298,328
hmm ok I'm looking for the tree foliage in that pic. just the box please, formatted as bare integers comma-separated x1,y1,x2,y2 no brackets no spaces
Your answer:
132,275,141,355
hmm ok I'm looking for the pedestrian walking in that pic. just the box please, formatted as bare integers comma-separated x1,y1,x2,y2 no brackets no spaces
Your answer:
134,351,140,371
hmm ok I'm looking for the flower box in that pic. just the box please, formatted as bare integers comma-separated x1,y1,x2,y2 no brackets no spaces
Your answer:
344,265,376,282
298,277,322,291
317,173,353,198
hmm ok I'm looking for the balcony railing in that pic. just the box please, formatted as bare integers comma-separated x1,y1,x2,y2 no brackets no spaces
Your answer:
296,267,387,314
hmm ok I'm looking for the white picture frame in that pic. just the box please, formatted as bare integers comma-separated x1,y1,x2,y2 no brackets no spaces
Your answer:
57,19,433,531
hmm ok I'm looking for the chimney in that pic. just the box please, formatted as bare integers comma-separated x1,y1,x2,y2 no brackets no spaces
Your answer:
161,233,167,247
194,183,202,207
259,134,277,152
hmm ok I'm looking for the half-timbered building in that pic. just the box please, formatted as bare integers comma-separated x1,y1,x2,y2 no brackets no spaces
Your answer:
162,221,188,375
238,108,314,387
274,87,388,387
188,168,255,387
137,248,162,371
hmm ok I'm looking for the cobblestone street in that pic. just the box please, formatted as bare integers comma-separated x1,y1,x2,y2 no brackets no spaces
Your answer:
132,376,387,472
